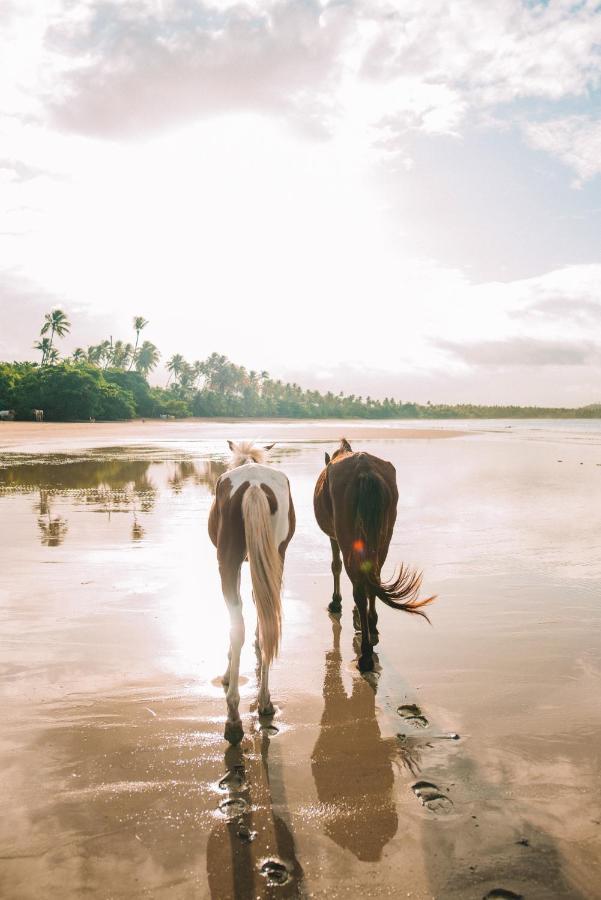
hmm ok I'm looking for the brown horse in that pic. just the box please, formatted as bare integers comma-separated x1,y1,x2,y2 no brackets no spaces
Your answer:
209,441,295,743
313,438,434,672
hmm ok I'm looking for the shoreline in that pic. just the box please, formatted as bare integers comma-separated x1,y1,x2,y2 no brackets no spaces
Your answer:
0,419,470,452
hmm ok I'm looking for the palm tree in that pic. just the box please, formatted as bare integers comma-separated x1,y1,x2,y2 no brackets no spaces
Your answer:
166,353,186,386
40,309,71,355
72,348,86,363
192,360,205,389
135,341,160,376
111,340,133,370
177,362,197,394
95,339,112,369
46,347,60,365
33,337,52,365
86,345,102,365
129,316,149,370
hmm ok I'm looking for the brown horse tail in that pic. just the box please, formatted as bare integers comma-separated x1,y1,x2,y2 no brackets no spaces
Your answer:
352,471,435,622
242,484,283,665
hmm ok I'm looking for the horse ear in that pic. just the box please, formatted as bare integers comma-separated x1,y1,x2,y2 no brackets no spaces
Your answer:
341,438,352,452
227,440,237,452
325,452,331,465
263,443,275,451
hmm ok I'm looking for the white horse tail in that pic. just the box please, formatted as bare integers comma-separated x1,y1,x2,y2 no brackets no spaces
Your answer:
241,484,283,666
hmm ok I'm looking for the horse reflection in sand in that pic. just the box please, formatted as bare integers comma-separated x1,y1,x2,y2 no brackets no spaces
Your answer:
311,619,427,862
314,438,434,671
208,441,295,744
207,652,304,900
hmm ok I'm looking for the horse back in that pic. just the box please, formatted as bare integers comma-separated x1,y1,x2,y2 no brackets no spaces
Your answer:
315,451,398,550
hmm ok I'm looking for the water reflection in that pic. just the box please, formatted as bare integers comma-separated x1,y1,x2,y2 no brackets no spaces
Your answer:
131,515,145,542
311,619,399,861
0,454,227,547
35,488,69,546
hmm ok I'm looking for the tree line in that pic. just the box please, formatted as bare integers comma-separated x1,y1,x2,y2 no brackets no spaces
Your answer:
0,308,599,421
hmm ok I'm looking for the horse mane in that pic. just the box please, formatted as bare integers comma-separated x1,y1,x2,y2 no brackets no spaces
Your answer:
228,441,268,468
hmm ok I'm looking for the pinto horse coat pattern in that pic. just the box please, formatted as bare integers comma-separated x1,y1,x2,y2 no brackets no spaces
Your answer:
209,441,295,744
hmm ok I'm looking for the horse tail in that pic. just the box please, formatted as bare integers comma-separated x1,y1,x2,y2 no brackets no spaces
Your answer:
242,484,282,666
351,471,435,621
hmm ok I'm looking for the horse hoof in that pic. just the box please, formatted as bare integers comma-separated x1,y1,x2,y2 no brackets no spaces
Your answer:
358,655,374,673
224,720,244,745
258,702,275,717
328,598,342,614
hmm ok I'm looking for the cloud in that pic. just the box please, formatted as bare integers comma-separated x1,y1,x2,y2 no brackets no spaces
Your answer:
512,296,601,322
523,115,601,185
436,337,601,367
38,0,601,152
359,0,601,106
43,0,351,138
504,264,601,325
0,158,49,182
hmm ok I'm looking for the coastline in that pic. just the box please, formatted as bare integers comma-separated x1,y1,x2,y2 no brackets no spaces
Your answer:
0,418,470,452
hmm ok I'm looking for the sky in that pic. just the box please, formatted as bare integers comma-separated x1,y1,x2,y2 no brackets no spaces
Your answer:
1,0,601,405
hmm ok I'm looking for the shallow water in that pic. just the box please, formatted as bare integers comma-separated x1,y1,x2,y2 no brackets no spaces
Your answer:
1,426,600,898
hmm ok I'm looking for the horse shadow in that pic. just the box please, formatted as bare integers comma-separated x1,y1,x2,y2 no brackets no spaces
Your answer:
310,618,425,862
206,732,304,899
206,639,303,898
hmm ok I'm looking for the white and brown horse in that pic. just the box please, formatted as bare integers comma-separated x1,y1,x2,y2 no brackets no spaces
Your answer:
314,438,434,672
208,441,295,744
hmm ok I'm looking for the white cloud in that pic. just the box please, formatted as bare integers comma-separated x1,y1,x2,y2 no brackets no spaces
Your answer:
358,0,601,104
524,115,601,185
437,337,601,367
20,0,600,153
41,0,352,138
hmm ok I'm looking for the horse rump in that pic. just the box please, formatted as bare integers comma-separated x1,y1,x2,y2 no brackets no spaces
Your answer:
350,470,435,621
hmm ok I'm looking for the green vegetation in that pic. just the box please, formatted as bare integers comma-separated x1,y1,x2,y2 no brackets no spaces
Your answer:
0,309,599,421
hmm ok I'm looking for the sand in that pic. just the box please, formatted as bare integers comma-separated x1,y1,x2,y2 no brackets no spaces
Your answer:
0,422,600,899
0,418,467,453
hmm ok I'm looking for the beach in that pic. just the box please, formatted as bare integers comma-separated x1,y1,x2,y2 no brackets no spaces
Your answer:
0,420,600,898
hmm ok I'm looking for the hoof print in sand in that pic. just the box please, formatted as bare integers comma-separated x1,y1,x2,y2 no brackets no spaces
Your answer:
483,891,524,900
218,766,246,791
412,780,453,813
218,797,247,819
256,722,279,736
397,703,429,728
260,858,290,885
236,820,257,843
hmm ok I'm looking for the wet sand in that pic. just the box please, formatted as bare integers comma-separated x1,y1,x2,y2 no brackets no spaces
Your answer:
0,419,467,453
1,423,600,898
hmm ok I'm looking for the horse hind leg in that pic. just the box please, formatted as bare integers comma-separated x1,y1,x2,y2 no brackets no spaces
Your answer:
353,582,374,672
222,646,232,686
222,567,241,686
328,538,343,614
253,614,275,717
353,594,378,644
368,593,379,645
220,564,245,744
257,656,275,717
